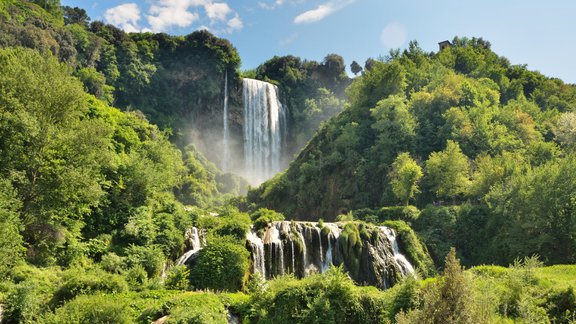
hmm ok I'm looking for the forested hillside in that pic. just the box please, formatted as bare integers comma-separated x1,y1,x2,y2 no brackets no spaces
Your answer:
1,1,576,323
250,38,576,266
0,0,349,170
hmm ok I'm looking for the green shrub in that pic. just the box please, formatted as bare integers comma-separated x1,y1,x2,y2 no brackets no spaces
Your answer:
164,265,190,291
219,292,251,321
165,292,227,324
52,267,128,305
251,208,285,232
100,252,125,274
470,265,509,278
189,240,249,292
378,206,420,223
251,266,391,323
126,265,149,289
85,234,111,260
0,179,25,279
3,265,60,322
44,295,131,324
154,212,185,258
125,244,165,278
414,205,460,266
544,287,576,324
388,276,421,320
214,219,250,243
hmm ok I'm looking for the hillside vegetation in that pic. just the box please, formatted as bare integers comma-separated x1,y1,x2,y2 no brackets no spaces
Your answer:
250,38,576,266
0,2,575,323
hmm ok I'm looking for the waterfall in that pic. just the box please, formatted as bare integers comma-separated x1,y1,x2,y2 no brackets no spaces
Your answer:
247,221,415,289
222,71,229,172
242,78,287,184
176,227,203,266
247,228,266,277
317,228,323,265
381,227,415,276
296,228,308,275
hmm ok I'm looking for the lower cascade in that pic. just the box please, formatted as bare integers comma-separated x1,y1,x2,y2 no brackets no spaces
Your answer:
246,221,415,289
176,227,204,266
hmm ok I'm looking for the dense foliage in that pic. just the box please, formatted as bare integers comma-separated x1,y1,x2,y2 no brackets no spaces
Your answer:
250,38,576,267
0,2,575,323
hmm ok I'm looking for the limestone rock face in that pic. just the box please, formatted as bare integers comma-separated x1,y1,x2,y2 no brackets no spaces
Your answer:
246,221,414,289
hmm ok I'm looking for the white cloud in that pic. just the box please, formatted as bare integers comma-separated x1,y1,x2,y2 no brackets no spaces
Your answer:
104,0,243,34
294,0,356,24
104,3,142,32
205,2,232,21
380,22,407,49
147,1,200,32
227,14,243,32
259,0,284,10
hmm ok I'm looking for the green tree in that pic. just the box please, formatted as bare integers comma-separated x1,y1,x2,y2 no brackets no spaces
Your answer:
396,248,479,324
425,140,471,201
390,153,423,205
0,179,24,278
350,60,362,76
554,112,576,152
62,6,90,27
371,95,417,164
0,48,111,265
189,240,249,291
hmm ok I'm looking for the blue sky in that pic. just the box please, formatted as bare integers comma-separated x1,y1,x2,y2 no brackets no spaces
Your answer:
61,0,576,84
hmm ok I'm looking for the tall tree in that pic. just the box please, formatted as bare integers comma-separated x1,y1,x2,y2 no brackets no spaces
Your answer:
62,6,90,27
0,48,110,264
396,248,480,324
425,140,471,201
390,152,423,205
350,60,362,76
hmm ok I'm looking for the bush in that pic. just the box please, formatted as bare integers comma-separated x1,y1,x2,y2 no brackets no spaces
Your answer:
100,252,125,274
388,276,421,320
413,206,460,266
3,265,60,322
126,265,148,290
45,295,131,324
189,240,249,292
164,265,190,291
378,206,421,223
0,179,24,279
154,212,185,258
125,244,165,278
165,292,227,324
214,219,250,243
52,267,128,305
251,266,390,323
85,234,111,260
251,208,285,232
544,287,576,324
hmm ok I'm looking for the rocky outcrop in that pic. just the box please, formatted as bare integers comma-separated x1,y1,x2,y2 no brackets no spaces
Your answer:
246,221,414,289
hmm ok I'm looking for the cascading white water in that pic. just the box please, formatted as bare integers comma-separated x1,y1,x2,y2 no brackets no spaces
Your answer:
296,229,308,274
246,221,415,289
246,228,266,277
176,227,202,266
222,71,229,172
381,227,415,276
242,78,287,184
